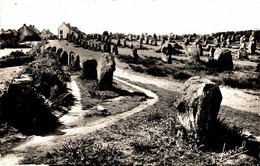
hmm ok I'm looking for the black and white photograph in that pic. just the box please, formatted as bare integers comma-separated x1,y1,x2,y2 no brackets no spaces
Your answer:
0,0,259,165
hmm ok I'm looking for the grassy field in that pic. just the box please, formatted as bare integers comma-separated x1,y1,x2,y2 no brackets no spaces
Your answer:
31,78,259,165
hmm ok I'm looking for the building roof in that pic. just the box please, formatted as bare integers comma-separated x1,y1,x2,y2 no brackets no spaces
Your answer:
7,29,18,36
17,24,41,42
29,25,41,34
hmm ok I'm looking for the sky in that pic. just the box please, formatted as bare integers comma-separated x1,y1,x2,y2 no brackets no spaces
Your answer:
0,0,260,35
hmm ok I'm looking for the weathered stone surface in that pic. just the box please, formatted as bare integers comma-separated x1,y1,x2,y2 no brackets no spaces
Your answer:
50,46,56,53
208,46,215,57
145,37,149,44
214,48,233,70
174,76,222,138
153,39,158,46
161,42,173,64
73,55,80,71
226,37,231,46
69,51,76,65
103,43,111,53
83,58,97,80
60,51,68,65
186,42,202,63
123,40,127,47
205,44,211,51
116,39,121,46
97,53,116,89
240,35,246,44
56,48,63,57
220,40,226,48
248,34,256,54
237,43,247,59
139,38,143,44
131,48,139,62
130,42,134,49
113,44,119,55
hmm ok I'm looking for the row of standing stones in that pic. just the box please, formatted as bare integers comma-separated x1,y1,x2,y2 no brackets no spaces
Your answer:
57,43,224,141
72,32,252,73
160,40,234,71
56,46,116,90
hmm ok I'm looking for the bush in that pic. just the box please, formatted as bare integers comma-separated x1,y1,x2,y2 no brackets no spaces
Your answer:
25,56,70,100
147,65,167,77
53,139,122,165
173,71,194,80
0,51,34,68
128,64,146,73
219,72,259,89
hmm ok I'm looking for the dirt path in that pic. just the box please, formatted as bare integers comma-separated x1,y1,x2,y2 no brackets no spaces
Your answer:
0,75,158,165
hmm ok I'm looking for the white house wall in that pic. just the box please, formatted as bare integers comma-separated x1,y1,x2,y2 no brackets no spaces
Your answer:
58,23,79,39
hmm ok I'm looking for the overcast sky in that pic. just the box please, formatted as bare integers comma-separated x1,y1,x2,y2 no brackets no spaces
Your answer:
0,0,260,35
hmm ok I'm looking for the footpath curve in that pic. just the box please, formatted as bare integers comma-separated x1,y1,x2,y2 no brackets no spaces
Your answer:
0,73,158,165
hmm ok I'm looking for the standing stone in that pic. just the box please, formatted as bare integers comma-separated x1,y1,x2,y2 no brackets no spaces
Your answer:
97,53,116,90
174,76,222,139
145,37,149,44
51,46,56,53
130,42,134,49
214,48,233,70
153,39,158,46
226,37,231,47
131,48,139,62
116,39,121,46
187,35,191,42
240,35,246,44
184,38,189,46
83,41,88,49
248,33,256,54
203,40,208,46
69,51,76,65
187,42,202,63
136,35,140,40
123,40,127,47
114,44,119,55
83,58,97,80
73,55,80,71
139,38,143,44
208,46,215,57
230,34,235,42
60,51,68,65
220,34,224,42
56,48,63,57
237,43,247,59
220,40,226,48
97,34,101,41
103,43,111,53
161,42,173,64
128,34,132,41
149,39,153,45
205,44,211,51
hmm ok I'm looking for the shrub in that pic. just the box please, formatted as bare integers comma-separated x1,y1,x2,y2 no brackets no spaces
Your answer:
0,51,34,68
117,54,136,64
147,65,167,77
53,139,122,165
219,72,259,89
129,64,146,73
172,71,194,80
130,137,156,154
